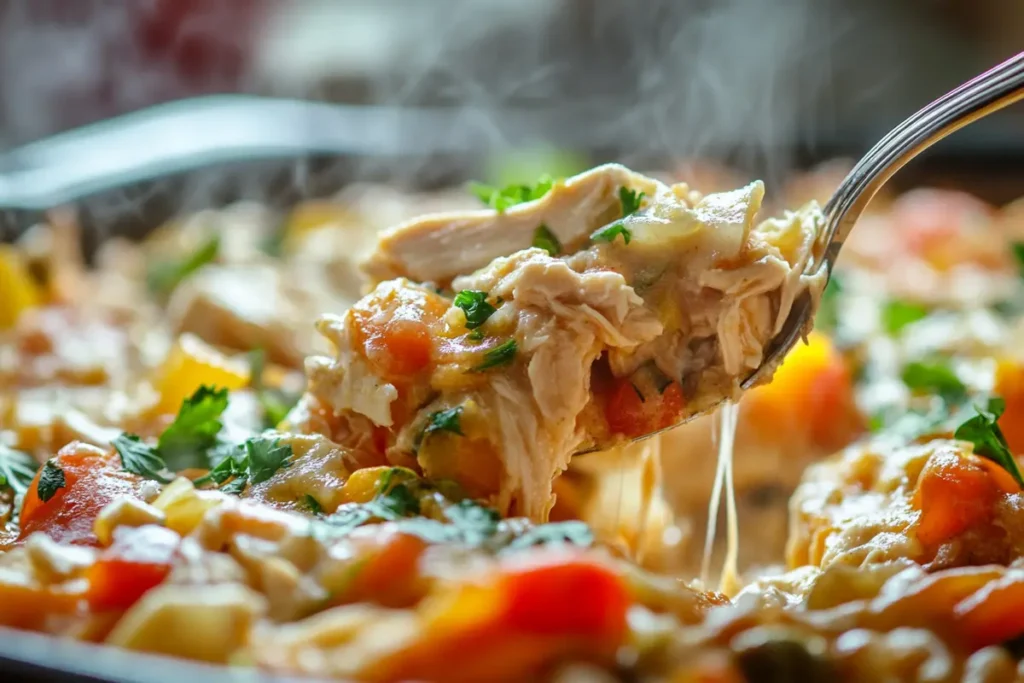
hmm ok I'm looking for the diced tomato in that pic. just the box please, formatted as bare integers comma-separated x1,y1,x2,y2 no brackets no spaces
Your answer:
498,553,629,643
19,442,145,546
350,284,446,379
913,449,1002,548
605,378,684,438
86,525,180,611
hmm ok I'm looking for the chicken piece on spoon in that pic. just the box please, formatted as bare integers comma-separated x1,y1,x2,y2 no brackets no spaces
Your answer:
296,164,827,521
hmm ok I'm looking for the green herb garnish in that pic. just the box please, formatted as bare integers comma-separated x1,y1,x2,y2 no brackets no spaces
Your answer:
1012,242,1024,277
453,290,498,330
532,224,562,256
245,437,293,485
590,223,632,245
816,275,843,332
249,349,300,429
503,520,594,552
901,360,968,404
146,235,219,296
0,445,39,501
954,397,1024,488
618,186,645,217
113,434,174,483
881,300,929,335
36,460,66,503
157,386,230,471
472,339,517,372
301,494,323,515
469,175,554,212
416,407,465,452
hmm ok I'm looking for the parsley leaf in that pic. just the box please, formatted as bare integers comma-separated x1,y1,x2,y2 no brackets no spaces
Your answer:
1012,242,1024,277
503,520,594,552
244,437,293,485
146,235,219,296
469,175,554,212
113,434,173,483
301,494,323,515
590,223,631,245
901,360,967,404
532,224,562,256
954,397,1024,488
881,300,928,335
158,386,230,471
36,460,66,503
472,338,517,372
0,445,38,500
618,186,645,217
453,290,498,330
444,499,500,544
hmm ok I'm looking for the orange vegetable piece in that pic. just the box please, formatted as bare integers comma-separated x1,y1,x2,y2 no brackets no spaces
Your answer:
954,572,1024,649
20,442,145,546
350,283,446,380
345,531,428,608
995,358,1024,456
605,378,684,438
86,525,180,611
913,449,1001,548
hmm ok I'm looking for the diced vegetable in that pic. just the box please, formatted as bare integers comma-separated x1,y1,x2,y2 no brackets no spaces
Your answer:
994,358,1024,455
0,245,42,329
913,450,1002,547
152,334,249,415
351,286,444,379
86,525,180,611
342,531,428,608
605,377,684,438
954,572,1024,649
20,442,145,546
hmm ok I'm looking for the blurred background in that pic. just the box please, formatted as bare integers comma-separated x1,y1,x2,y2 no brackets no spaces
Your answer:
0,0,1022,238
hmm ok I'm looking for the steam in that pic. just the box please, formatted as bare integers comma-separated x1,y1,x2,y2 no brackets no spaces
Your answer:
0,0,975,242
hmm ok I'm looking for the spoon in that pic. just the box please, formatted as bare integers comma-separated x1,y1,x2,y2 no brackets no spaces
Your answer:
610,51,1024,449
744,52,1024,389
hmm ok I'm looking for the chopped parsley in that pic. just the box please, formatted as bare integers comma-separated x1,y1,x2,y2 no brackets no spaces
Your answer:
1012,242,1024,277
193,437,293,493
503,520,594,552
453,290,498,330
901,360,967,404
146,235,219,296
36,460,66,503
954,397,1024,488
113,434,174,483
416,407,464,452
0,445,38,502
881,300,928,335
590,222,632,245
157,386,230,471
618,186,645,217
815,275,843,333
469,175,554,212
532,224,562,256
249,350,300,429
300,494,323,515
472,338,517,372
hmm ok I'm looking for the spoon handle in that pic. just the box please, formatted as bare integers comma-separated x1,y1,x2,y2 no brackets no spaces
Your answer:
821,51,1024,270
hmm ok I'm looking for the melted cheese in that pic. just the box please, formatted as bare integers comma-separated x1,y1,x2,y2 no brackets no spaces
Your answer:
701,401,741,594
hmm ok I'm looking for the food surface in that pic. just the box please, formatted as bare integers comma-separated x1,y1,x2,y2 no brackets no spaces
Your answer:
4,161,1024,682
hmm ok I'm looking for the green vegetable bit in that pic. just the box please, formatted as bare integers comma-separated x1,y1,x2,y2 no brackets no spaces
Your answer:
0,445,39,500
532,224,562,256
881,299,928,335
301,494,323,515
416,407,465,452
954,397,1024,488
469,175,554,212
249,349,300,429
1012,242,1024,277
158,386,230,471
113,434,174,483
453,290,498,330
245,437,293,485
472,339,517,372
146,235,220,296
618,186,645,217
590,223,632,245
36,460,66,503
901,360,967,404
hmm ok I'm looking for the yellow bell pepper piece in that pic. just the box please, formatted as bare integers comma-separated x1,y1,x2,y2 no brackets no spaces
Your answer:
153,334,250,415
0,245,42,329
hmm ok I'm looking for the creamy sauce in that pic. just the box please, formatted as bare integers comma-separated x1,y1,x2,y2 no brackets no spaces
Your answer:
700,401,741,594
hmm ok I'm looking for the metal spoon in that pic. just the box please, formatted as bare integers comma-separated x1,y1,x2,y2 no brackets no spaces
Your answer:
607,51,1024,450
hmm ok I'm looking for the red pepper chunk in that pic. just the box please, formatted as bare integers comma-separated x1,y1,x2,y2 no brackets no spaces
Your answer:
605,378,684,438
19,442,145,546
86,526,180,612
499,554,629,643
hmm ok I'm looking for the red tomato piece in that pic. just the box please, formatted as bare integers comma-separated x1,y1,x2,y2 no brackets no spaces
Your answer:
605,378,685,438
86,526,180,612
19,442,145,546
499,553,629,642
